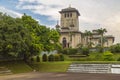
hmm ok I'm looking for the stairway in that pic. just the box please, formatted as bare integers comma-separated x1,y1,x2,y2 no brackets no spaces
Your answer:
67,63,111,73
0,67,12,75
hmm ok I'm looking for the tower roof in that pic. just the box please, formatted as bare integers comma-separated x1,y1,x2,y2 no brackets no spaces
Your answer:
59,6,80,16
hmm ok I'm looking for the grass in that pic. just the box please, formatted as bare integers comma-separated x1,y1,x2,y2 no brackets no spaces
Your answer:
0,52,120,74
0,60,33,74
31,61,71,72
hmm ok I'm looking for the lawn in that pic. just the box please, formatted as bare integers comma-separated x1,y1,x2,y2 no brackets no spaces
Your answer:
31,61,71,72
0,60,33,74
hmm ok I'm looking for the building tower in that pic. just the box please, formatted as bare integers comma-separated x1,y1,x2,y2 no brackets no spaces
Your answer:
57,6,82,48
59,6,80,31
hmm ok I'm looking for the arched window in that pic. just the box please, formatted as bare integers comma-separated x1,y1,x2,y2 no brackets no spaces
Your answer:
62,37,67,48
64,13,66,18
70,13,72,17
67,13,69,17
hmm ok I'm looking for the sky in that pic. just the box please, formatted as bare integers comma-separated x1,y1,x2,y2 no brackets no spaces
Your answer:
0,0,120,43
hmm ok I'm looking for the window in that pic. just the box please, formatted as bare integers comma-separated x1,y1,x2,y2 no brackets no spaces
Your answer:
62,37,67,48
64,13,66,18
67,13,69,17
70,13,72,17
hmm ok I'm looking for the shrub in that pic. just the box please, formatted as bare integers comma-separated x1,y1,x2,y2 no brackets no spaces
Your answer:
117,57,120,61
68,48,77,55
62,48,68,54
42,54,47,62
61,48,78,55
98,47,104,53
54,54,60,61
36,56,40,62
30,57,34,62
103,51,114,61
81,47,89,56
59,54,64,61
109,44,120,53
48,54,54,62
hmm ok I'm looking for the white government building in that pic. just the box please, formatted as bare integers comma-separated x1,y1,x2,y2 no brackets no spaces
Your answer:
55,6,114,48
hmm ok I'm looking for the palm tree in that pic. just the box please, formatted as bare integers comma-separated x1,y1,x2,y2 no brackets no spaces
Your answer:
96,28,107,49
84,30,92,47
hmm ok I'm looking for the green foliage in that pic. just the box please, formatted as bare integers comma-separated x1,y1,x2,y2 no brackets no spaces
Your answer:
68,48,77,55
110,44,120,53
42,54,47,62
0,13,32,59
103,51,114,61
54,54,60,61
31,62,71,72
117,57,120,61
48,54,64,62
81,47,89,55
98,47,104,53
0,12,61,61
59,54,64,61
48,54,54,62
30,57,34,62
0,60,32,73
88,52,103,61
61,48,77,55
36,56,40,62
61,48,68,54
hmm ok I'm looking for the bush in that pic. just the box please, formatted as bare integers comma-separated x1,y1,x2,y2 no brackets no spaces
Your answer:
30,57,34,62
68,48,77,55
42,54,47,62
54,54,60,61
62,48,68,54
103,51,114,61
48,54,54,62
110,44,120,53
98,47,104,53
59,54,64,61
81,47,89,56
36,56,40,62
61,48,78,55
117,57,120,61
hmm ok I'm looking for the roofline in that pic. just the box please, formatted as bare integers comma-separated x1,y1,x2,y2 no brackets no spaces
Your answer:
59,11,80,16
60,31,82,34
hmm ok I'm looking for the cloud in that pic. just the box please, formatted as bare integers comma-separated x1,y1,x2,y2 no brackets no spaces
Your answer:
103,12,120,43
0,6,22,18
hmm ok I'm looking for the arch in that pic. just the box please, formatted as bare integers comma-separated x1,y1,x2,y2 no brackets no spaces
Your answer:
70,13,72,17
62,37,67,48
64,13,66,18
67,13,69,17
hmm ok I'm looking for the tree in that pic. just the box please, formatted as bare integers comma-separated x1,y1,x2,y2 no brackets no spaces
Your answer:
110,43,120,53
83,30,93,47
0,13,32,60
0,13,61,61
96,28,107,50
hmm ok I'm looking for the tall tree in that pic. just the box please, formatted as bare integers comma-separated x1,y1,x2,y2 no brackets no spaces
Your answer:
0,13,32,59
96,28,107,49
84,30,92,47
21,14,61,52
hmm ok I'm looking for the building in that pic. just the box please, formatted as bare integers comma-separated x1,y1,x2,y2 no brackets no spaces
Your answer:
55,6,114,48
90,30,114,47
